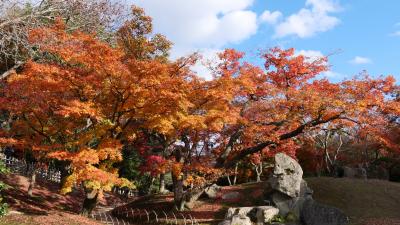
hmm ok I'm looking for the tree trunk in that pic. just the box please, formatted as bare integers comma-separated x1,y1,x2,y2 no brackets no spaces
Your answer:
28,171,36,197
184,187,205,209
254,163,262,182
159,173,166,193
172,176,185,211
324,149,332,174
233,162,238,185
60,163,71,189
144,177,155,195
81,188,99,217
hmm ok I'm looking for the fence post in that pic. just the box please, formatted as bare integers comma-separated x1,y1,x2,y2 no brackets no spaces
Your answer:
188,214,194,225
2,155,62,184
144,209,149,223
108,213,114,224
130,208,134,220
162,210,168,224
152,210,158,222
172,211,177,225
194,217,200,225
102,212,107,222
116,217,120,225
180,213,186,225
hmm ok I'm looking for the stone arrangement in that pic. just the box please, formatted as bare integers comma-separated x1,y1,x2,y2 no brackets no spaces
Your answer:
219,153,349,225
219,206,279,225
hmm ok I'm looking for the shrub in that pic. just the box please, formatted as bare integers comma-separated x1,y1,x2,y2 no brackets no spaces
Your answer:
0,161,9,217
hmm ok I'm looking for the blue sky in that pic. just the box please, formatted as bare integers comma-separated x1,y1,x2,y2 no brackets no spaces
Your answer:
134,0,400,83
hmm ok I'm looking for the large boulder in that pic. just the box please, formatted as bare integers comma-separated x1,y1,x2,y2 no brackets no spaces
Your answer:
268,180,313,217
367,165,389,180
300,199,349,225
256,206,280,224
219,206,279,225
204,184,221,199
225,207,254,218
269,153,303,198
270,191,305,217
299,180,313,197
184,188,205,209
262,153,349,225
222,191,241,200
265,153,311,219
343,166,367,180
389,163,400,182
231,215,252,225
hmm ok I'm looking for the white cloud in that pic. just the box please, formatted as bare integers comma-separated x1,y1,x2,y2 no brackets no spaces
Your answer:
322,71,342,78
305,0,340,12
133,0,258,57
191,48,222,81
259,10,282,25
349,56,372,65
389,22,400,36
133,0,258,79
390,31,400,37
274,0,341,38
295,49,344,79
295,50,324,61
132,1,343,79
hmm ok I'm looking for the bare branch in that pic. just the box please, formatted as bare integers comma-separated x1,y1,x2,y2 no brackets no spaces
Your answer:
0,61,22,80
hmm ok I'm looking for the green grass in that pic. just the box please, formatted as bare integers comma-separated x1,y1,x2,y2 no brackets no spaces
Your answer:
306,177,400,224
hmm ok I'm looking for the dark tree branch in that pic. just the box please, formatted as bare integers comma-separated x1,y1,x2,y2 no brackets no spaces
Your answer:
218,112,344,168
0,61,22,80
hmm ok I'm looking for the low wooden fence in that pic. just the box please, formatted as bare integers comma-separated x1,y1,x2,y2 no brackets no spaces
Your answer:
1,155,137,198
1,155,62,183
91,207,200,225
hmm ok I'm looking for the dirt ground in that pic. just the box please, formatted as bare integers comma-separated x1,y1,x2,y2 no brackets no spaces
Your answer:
0,174,128,225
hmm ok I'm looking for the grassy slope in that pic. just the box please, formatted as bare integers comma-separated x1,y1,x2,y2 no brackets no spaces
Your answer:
121,178,400,225
306,177,400,225
2,174,400,225
0,174,127,225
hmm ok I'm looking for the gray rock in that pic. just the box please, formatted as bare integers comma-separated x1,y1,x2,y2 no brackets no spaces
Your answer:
225,207,253,219
220,212,252,225
204,184,221,199
184,188,205,209
223,206,279,225
218,220,231,225
299,180,313,197
256,206,279,224
270,223,301,225
231,215,252,225
269,153,303,198
389,164,400,182
270,191,309,217
265,153,311,218
264,153,348,225
222,191,241,200
343,166,367,180
367,166,389,180
300,199,349,225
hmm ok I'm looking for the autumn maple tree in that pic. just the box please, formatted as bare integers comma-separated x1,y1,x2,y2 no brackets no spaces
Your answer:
0,6,196,214
0,4,399,215
213,48,398,169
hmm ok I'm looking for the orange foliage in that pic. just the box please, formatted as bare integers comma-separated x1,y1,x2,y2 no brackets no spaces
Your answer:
0,6,398,204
